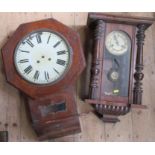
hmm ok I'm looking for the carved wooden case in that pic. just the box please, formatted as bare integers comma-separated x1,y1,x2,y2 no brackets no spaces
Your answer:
1,18,85,140
85,13,154,123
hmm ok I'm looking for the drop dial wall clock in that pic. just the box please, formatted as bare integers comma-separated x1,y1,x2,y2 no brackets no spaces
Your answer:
85,13,154,123
1,18,85,140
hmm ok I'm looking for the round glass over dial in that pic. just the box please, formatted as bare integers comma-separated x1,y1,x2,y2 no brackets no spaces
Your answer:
105,30,131,55
14,30,71,85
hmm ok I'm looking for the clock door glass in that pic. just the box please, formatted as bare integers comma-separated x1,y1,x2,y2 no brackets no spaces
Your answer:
14,30,71,85
103,30,131,97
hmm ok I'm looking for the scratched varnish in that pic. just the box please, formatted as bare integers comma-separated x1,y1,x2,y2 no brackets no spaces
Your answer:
0,12,155,141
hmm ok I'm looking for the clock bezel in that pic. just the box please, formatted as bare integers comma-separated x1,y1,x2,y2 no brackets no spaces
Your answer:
1,18,85,99
14,28,73,86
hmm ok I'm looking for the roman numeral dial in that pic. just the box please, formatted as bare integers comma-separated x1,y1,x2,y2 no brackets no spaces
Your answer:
14,30,71,84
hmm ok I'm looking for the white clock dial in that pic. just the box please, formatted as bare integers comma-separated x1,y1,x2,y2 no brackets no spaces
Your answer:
105,30,131,55
14,30,71,85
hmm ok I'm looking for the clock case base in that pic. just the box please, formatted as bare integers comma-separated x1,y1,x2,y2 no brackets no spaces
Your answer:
25,86,81,141
86,99,147,123
85,13,154,123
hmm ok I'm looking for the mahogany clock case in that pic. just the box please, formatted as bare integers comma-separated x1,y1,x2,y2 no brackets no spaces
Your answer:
1,18,86,140
85,13,154,123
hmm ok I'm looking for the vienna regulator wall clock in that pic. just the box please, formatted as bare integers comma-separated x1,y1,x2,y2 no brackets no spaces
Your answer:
1,18,85,140
85,13,154,123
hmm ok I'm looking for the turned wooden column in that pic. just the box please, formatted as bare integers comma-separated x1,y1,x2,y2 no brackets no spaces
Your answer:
89,20,105,99
133,24,147,105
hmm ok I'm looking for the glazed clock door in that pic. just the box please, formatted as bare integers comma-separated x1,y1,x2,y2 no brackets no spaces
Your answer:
101,24,134,102
14,29,71,85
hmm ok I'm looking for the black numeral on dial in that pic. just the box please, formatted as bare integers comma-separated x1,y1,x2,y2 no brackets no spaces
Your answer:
19,49,30,53
19,59,29,63
33,70,40,80
57,50,66,55
53,40,61,48
56,59,66,66
36,34,42,44
47,34,51,44
44,71,50,81
53,68,60,75
26,39,34,48
24,65,33,74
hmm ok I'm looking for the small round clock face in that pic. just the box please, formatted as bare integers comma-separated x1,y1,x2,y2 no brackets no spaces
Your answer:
110,70,119,81
105,30,131,55
14,30,71,85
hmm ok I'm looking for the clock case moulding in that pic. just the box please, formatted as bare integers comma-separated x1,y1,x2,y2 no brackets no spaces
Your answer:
1,18,86,140
85,13,155,123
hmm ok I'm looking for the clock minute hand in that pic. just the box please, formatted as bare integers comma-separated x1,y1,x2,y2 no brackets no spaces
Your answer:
114,35,119,46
